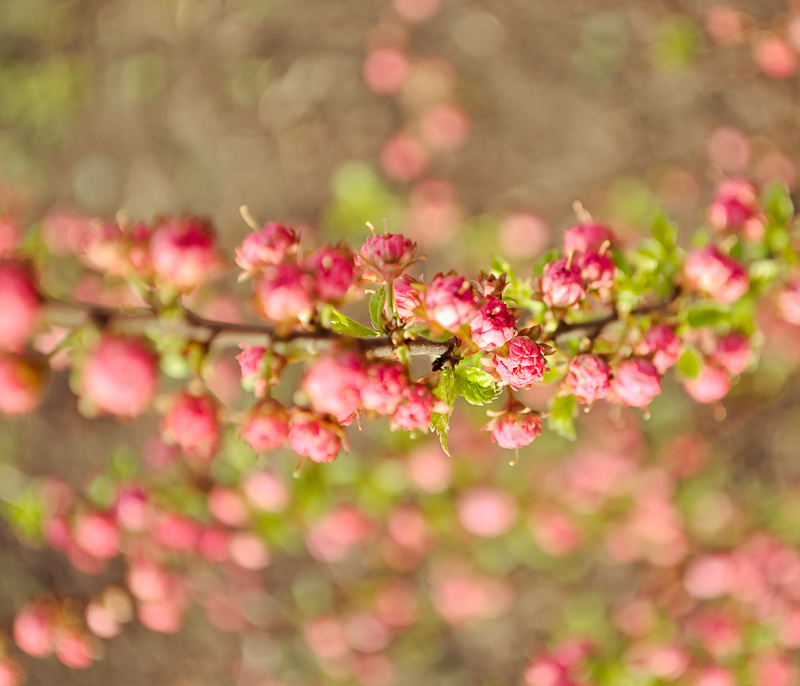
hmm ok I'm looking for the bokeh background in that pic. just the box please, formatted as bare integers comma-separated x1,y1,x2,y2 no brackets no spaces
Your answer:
4,0,800,685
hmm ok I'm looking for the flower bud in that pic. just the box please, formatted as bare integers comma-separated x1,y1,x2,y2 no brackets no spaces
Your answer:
54,628,96,669
423,274,480,332
0,260,41,350
303,245,357,303
82,220,130,277
494,337,548,391
73,511,120,560
81,336,158,417
610,358,661,408
302,353,365,425
235,221,299,273
239,399,289,451
0,353,47,416
684,365,731,404
541,257,585,308
564,354,611,404
13,602,55,657
684,246,748,302
778,279,800,324
255,262,316,323
394,275,423,322
563,222,614,254
149,217,221,290
0,218,19,256
358,233,418,282
707,178,763,237
361,361,408,415
483,410,542,449
578,250,616,292
641,324,681,374
288,415,342,463
711,333,751,376
469,297,517,351
0,657,23,686
161,392,220,460
391,383,436,431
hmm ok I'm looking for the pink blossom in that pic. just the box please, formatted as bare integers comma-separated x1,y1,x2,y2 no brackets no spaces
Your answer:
54,629,95,669
391,383,436,431
361,361,408,415
393,274,422,321
73,511,120,560
469,297,517,350
242,469,289,512
494,337,547,390
358,233,418,282
458,487,518,537
302,353,365,425
303,245,356,302
81,336,158,417
407,444,452,493
563,221,614,254
707,177,763,236
13,603,55,657
778,279,800,324
712,332,751,375
207,486,250,527
81,220,130,277
161,392,220,460
149,216,221,290
684,555,733,599
0,218,19,256
684,246,749,302
578,250,616,291
0,353,46,416
423,274,480,332
42,209,93,256
152,515,200,552
641,324,681,373
564,354,611,404
483,410,542,449
288,415,341,463
696,667,736,686
235,221,299,273
239,399,289,451
541,257,585,308
0,658,23,686
229,531,270,570
610,358,661,408
255,262,316,323
363,47,410,95
0,260,40,350
684,365,731,404
305,506,373,561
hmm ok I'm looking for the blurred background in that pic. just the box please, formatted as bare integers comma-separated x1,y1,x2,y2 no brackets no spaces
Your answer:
4,0,800,684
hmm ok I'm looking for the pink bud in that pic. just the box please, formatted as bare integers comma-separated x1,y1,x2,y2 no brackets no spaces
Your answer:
229,531,270,570
541,257,585,308
0,658,24,686
684,365,731,404
563,222,614,254
391,383,436,431
361,361,408,415
712,332,751,376
610,358,661,408
42,209,93,256
778,279,800,324
303,245,356,302
255,262,316,323
707,177,763,235
207,486,250,527
161,392,220,460
288,415,342,463
73,511,120,560
483,410,542,449
641,324,681,374
494,337,547,391
239,399,289,451
153,515,200,552
242,469,289,511
81,220,130,277
0,353,47,416
0,218,19,256
0,260,40,350
458,487,518,537
149,216,221,290
235,221,299,273
578,250,617,292
696,667,736,686
469,297,517,350
423,274,480,332
54,629,95,669
684,246,748,302
81,336,158,417
13,603,55,657
394,274,423,321
564,354,611,404
302,353,365,425
358,233,418,282
363,47,410,95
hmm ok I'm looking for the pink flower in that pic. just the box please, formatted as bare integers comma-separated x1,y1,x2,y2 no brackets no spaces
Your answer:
469,297,517,350
610,358,661,408
161,392,220,460
483,410,542,449
541,257,585,308
564,354,611,404
696,667,736,686
423,274,480,332
578,250,616,291
358,233,418,282
13,603,55,657
712,332,751,376
81,220,130,277
684,365,731,404
0,657,23,686
641,324,681,373
458,487,518,537
255,262,316,323
0,353,47,416
494,337,547,390
707,178,763,237
394,275,423,321
149,217,221,290
54,629,95,669
563,222,614,254
235,221,299,273
242,470,288,512
303,245,356,302
239,400,289,451
0,260,41,350
236,345,266,393
81,336,158,417
391,383,436,431
288,415,342,463
302,353,365,425
361,361,408,415
778,279,800,324
684,246,748,302
73,511,120,560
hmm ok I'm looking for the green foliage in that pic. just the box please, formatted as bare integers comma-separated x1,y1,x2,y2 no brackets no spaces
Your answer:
678,346,702,379
548,394,577,441
453,364,501,406
369,286,386,333
329,309,378,338
685,301,731,328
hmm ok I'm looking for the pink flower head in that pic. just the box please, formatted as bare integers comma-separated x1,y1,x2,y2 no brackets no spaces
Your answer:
361,361,408,415
469,297,517,350
161,392,220,460
458,487,518,537
564,354,611,404
54,628,96,669
302,353,365,425
303,245,356,303
0,353,47,416
358,233,418,282
235,221,299,273
13,602,55,658
288,414,342,463
541,257,585,308
391,383,436,431
779,279,800,325
394,275,423,322
0,657,24,686
578,250,617,292
255,262,316,323
707,177,763,237
641,324,681,373
684,365,731,404
149,217,221,290
610,358,661,408
712,332,751,376
236,345,266,388
240,399,289,451
81,336,158,417
494,337,548,391
0,218,20,255
81,220,130,277
563,222,614,254
423,274,480,332
73,511,120,560
483,409,542,449
0,260,41,350
684,246,749,302
42,209,93,256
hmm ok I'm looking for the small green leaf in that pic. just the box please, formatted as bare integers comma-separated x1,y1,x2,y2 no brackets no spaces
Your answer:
686,302,730,328
161,352,190,378
434,367,456,406
329,310,378,337
490,255,514,278
678,347,702,379
763,182,794,225
548,395,577,441
532,248,561,276
454,365,501,406
369,286,386,333
651,211,677,251
429,411,450,456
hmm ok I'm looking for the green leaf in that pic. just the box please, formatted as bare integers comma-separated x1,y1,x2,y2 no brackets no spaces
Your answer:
454,365,501,406
369,286,386,333
548,395,577,441
763,182,794,225
686,302,730,328
434,367,456,405
678,347,702,379
532,248,560,276
329,310,378,338
651,210,677,251
429,411,450,456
